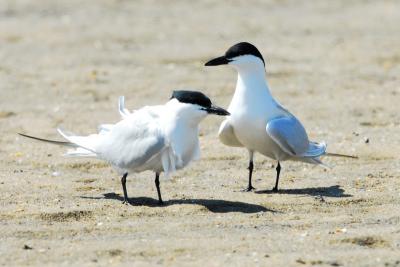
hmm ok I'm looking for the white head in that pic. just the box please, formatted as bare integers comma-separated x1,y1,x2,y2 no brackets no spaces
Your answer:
167,90,229,125
205,42,265,73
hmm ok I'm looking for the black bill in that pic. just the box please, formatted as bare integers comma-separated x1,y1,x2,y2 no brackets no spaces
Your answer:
204,56,230,66
203,105,230,116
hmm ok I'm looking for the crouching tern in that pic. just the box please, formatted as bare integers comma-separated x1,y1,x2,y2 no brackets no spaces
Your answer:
205,42,356,192
19,90,229,204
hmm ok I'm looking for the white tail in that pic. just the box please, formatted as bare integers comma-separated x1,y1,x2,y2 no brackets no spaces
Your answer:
18,131,97,158
301,141,327,158
57,128,100,157
65,147,97,157
118,96,131,119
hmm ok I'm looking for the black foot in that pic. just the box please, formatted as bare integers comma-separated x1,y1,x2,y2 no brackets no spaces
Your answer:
242,185,256,192
272,186,278,192
122,199,130,205
158,200,164,205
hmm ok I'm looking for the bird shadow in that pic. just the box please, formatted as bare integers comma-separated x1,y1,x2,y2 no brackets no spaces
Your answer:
255,185,352,198
81,193,274,214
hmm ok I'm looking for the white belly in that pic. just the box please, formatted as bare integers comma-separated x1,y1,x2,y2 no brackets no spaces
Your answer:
231,114,290,161
125,142,198,175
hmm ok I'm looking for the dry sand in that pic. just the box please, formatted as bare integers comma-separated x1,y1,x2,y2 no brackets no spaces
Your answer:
1,0,400,266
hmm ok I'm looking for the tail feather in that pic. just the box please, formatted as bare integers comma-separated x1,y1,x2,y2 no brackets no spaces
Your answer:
65,147,97,157
302,141,358,159
19,131,99,158
307,157,331,169
302,141,327,158
118,96,131,118
18,133,76,147
324,152,358,159
57,128,98,154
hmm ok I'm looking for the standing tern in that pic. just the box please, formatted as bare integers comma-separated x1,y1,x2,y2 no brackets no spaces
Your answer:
19,90,229,204
205,42,355,192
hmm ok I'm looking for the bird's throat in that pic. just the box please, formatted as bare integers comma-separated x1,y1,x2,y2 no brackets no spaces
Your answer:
229,69,274,110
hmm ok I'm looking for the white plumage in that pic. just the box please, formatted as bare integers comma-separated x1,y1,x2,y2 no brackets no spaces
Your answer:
206,42,354,191
20,91,229,204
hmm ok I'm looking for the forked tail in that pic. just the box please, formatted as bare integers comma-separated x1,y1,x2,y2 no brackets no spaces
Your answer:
300,141,357,167
18,133,75,147
56,128,99,157
302,141,357,159
18,129,99,158
301,141,327,158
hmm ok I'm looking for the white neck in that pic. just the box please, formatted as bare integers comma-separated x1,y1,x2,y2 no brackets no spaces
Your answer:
229,65,276,111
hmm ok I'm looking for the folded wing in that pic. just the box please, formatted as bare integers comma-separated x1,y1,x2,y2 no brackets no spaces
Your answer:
266,116,325,158
59,107,172,173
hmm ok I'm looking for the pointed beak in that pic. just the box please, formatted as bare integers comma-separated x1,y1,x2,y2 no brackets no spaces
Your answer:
204,105,230,116
204,56,230,66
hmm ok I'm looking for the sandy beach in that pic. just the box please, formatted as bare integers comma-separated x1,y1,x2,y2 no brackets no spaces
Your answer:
1,0,400,266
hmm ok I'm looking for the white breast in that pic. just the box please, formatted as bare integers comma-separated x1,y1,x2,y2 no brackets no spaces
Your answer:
227,72,290,160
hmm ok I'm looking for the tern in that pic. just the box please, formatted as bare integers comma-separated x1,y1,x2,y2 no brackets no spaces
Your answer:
19,90,229,204
205,42,355,192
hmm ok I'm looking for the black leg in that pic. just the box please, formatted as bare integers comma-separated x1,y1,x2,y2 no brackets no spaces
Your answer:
272,161,281,192
155,173,163,205
244,160,255,191
243,150,255,192
121,173,129,204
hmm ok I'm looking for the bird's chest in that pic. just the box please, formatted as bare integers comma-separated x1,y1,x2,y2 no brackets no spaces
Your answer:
229,108,283,159
231,111,269,146
169,127,200,168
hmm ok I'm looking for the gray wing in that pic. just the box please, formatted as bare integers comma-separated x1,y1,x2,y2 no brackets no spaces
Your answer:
218,119,243,147
266,116,309,156
96,109,167,170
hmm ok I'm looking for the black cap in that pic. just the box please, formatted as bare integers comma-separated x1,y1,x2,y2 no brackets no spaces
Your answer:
170,90,230,116
225,42,265,65
171,90,212,108
205,42,265,66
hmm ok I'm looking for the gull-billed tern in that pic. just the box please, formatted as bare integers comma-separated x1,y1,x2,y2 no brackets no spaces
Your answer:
205,42,356,192
19,90,229,204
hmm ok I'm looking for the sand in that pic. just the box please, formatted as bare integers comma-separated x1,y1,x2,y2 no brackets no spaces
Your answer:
1,0,400,266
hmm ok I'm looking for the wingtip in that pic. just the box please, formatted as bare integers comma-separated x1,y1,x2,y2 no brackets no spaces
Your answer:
17,131,75,146
18,132,34,139
17,132,31,139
